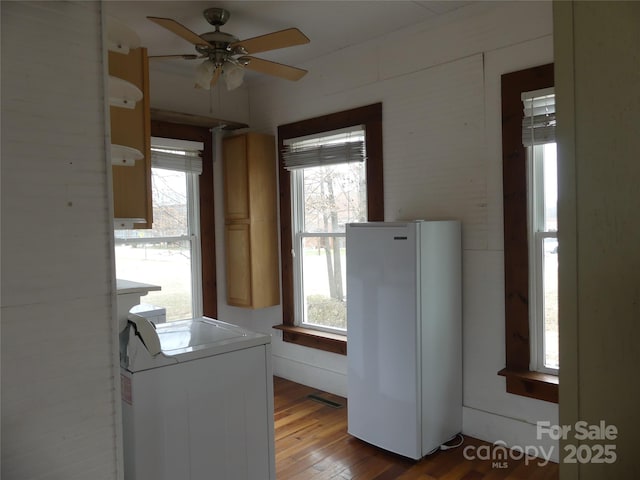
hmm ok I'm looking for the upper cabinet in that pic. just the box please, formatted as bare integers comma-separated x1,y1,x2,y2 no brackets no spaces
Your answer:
108,39,152,229
222,133,280,308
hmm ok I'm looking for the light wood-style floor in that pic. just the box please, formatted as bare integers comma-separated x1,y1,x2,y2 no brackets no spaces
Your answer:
274,377,559,479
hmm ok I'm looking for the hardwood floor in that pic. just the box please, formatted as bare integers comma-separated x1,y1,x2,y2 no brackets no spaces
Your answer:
274,377,558,480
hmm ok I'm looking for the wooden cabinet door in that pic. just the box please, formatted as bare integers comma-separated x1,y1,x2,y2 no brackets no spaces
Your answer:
222,135,249,220
225,223,252,307
109,47,152,227
222,132,279,309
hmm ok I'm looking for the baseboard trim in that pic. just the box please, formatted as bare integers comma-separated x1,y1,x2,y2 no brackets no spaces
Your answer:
272,353,347,397
462,406,559,463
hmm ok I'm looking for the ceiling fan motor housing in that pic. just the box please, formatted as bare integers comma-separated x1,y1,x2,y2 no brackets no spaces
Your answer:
203,8,230,27
196,30,243,67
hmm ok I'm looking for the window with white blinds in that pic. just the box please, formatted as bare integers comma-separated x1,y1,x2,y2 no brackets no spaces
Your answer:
286,125,368,334
522,87,556,146
114,137,204,321
522,87,559,374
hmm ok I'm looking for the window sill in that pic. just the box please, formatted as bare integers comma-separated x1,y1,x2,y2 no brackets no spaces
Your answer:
498,368,559,404
273,325,347,355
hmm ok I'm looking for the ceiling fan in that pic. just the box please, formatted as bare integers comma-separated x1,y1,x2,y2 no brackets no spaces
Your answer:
148,7,310,91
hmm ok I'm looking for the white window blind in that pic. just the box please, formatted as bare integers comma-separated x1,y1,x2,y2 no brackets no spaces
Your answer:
282,126,365,170
150,137,204,174
151,148,203,174
522,87,556,146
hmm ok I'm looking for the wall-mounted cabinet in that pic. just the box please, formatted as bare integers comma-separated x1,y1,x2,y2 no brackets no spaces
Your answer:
109,47,152,228
222,133,280,308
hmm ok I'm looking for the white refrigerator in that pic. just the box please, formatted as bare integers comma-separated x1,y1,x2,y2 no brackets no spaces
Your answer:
346,220,462,459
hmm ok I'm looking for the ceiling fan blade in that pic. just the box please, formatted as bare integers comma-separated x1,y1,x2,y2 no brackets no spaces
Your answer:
231,28,309,55
149,54,200,60
240,56,307,81
147,16,210,47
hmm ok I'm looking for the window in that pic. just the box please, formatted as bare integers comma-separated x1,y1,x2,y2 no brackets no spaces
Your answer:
285,128,367,334
276,104,384,354
523,89,558,374
149,120,218,319
499,64,559,403
114,138,203,321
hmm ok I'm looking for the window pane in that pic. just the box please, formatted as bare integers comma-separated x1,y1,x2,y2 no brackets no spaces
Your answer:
543,143,557,232
543,237,559,369
300,236,347,331
301,162,367,233
115,240,193,321
115,168,188,240
114,167,197,322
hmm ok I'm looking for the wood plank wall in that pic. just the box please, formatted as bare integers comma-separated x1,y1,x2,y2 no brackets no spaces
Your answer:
1,2,118,478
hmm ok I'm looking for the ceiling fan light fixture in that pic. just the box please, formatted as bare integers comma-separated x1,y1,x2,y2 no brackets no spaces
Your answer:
223,61,244,91
194,59,215,89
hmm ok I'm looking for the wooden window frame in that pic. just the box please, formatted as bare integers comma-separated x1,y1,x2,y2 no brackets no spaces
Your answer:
274,103,384,355
150,120,217,318
498,63,558,403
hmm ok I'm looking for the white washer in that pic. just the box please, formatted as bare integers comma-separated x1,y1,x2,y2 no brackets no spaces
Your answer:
129,303,166,324
120,317,275,480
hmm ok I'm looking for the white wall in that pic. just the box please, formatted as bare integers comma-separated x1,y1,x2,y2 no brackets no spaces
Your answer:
212,1,560,455
1,2,120,479
148,65,251,126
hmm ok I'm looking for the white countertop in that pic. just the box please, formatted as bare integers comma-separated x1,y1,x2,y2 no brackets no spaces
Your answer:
116,279,161,295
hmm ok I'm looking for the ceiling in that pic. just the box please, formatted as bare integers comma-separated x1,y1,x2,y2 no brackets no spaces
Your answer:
105,1,471,85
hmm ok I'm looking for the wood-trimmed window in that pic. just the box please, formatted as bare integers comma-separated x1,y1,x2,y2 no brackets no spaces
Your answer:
274,104,384,355
150,120,217,318
498,63,558,403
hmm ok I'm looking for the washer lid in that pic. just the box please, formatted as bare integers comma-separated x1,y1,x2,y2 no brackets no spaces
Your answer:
123,317,271,372
158,317,270,361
